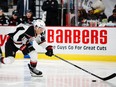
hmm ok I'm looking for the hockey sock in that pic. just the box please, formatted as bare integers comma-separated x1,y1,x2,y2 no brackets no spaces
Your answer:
30,61,37,68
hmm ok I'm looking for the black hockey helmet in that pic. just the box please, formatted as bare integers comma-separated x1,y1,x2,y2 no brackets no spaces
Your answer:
12,10,18,16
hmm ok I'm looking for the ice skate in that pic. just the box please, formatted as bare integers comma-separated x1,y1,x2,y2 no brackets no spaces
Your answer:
28,64,43,77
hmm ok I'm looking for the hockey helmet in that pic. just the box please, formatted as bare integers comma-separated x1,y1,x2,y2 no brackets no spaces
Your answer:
12,10,18,16
33,19,45,30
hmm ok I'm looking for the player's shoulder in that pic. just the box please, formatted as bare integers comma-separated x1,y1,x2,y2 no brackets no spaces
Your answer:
28,25,34,30
28,25,34,28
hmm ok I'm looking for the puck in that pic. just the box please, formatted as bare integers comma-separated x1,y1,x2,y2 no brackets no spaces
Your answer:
92,80,97,82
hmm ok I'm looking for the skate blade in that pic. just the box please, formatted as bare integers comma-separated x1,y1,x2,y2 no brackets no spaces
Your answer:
31,74,43,77
30,71,43,77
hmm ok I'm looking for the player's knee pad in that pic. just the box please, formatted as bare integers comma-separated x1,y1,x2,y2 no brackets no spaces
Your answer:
29,51,38,62
4,56,15,64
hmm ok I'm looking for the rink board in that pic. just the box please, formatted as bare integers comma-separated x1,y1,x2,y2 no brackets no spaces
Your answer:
0,26,116,61
8,53,116,62
2,52,116,62
2,53,116,62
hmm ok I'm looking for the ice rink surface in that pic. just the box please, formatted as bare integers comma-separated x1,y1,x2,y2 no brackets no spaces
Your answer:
0,59,116,87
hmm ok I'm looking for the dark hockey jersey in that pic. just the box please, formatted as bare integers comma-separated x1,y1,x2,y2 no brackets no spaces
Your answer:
8,23,46,49
8,24,35,43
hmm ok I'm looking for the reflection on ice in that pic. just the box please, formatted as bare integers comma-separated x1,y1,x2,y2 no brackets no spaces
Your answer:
0,59,116,87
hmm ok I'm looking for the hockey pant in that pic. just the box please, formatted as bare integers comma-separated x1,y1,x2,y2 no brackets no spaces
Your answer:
2,37,38,66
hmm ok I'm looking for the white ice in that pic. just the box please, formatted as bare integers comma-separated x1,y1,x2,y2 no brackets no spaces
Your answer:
0,59,116,87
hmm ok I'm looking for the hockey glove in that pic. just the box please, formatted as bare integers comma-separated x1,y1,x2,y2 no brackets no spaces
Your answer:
45,46,53,57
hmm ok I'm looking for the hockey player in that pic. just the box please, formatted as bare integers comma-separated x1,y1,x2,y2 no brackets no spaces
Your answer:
0,19,53,77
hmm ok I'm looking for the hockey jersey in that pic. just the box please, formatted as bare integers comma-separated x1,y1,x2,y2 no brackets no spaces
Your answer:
8,23,46,48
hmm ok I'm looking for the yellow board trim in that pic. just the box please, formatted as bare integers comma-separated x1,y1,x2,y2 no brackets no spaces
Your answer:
3,53,24,59
3,53,116,62
38,54,116,62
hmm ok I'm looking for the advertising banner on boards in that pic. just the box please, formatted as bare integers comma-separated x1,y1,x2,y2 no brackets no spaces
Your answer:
0,26,116,56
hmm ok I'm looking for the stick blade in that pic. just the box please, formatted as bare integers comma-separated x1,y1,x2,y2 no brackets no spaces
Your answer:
102,73,116,81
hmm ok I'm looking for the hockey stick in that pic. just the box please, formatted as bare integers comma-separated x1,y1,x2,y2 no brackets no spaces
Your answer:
53,54,116,81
